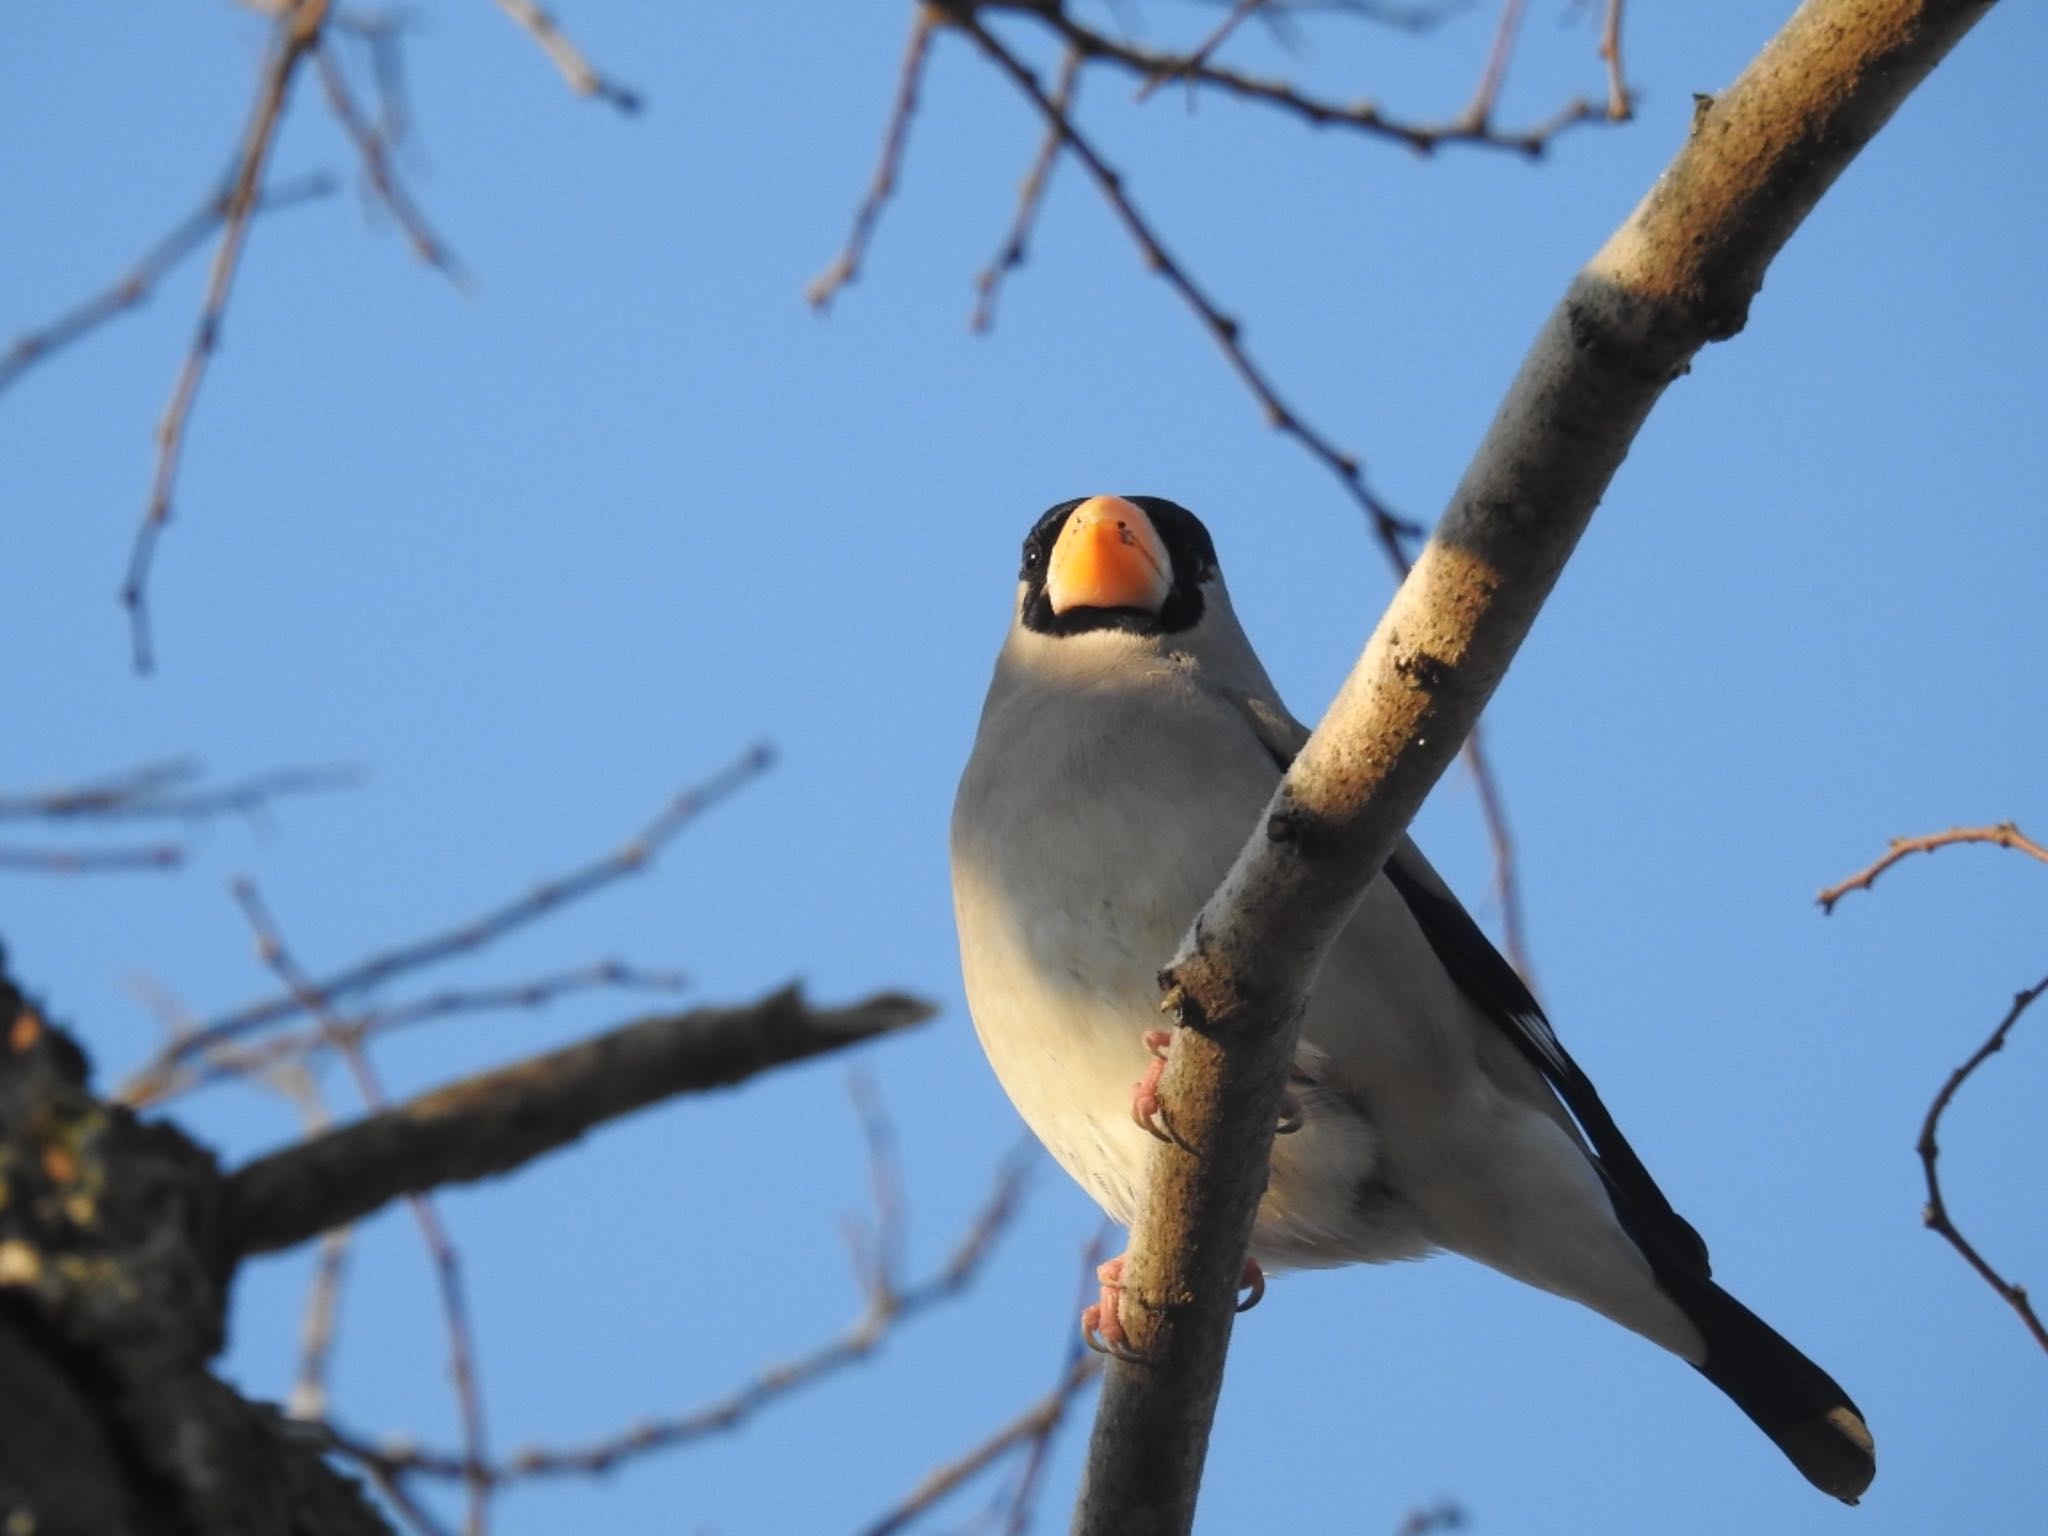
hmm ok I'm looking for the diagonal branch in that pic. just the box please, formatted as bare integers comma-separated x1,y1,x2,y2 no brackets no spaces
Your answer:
221,986,935,1256
0,173,335,398
1918,975,2048,1354
125,0,335,674
807,7,940,310
118,742,771,1105
489,0,641,112
1072,2,2000,1529
950,9,1421,568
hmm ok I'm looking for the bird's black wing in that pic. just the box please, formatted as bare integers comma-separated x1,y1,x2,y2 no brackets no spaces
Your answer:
1223,690,1711,1280
1378,846,1712,1280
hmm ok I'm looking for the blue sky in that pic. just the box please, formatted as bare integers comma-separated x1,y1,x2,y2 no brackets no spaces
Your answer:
3,2,2043,1533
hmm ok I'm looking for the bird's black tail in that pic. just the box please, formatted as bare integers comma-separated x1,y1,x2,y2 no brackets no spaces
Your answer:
1662,1263,1876,1504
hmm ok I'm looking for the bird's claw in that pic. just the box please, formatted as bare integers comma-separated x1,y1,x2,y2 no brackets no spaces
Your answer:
1236,1256,1266,1313
1081,1256,1146,1360
1079,1254,1266,1355
1129,1028,1176,1142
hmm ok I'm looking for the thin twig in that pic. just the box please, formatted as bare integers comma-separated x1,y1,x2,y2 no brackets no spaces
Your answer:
233,879,495,1536
0,845,184,874
808,8,940,310
1598,0,1632,121
263,1059,355,1422
320,1142,1035,1490
316,41,469,284
847,1069,911,1296
489,0,641,112
1463,723,1533,985
0,173,335,397
126,0,335,674
1918,976,2048,1355
0,758,357,821
118,743,772,1104
857,1354,1101,1536
1456,0,1526,131
1817,822,2048,914
155,961,691,1106
976,0,1603,158
1133,0,1269,102
972,48,1080,334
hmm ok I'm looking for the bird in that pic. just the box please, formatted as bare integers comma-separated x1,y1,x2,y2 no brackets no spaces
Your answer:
949,493,1875,1503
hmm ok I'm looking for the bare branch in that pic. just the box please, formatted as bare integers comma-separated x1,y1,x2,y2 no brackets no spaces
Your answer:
1817,822,2048,913
319,1144,1032,1490
807,8,940,310
1073,2,1999,1528
231,879,494,1535
862,1225,1110,1536
858,1354,1101,1536
1599,0,1633,121
316,41,468,284
126,0,336,674
118,742,771,1105
0,757,356,878
971,48,1080,334
950,9,1422,569
489,0,641,112
0,845,184,874
1918,976,2048,1354
973,1,1602,157
221,986,936,1256
1456,0,1526,132
155,962,691,1106
0,173,334,398
1132,0,1270,101
0,758,357,822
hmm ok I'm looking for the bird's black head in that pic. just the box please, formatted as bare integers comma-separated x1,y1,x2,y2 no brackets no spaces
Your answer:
1017,495,1218,638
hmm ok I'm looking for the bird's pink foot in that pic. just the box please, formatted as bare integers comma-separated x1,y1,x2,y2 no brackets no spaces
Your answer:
1081,1255,1143,1359
1129,1029,1176,1142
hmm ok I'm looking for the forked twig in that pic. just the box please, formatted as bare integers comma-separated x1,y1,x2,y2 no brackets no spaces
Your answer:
119,743,771,1104
320,1142,1034,1494
0,174,335,397
951,11,1421,568
315,41,468,283
1820,823,2048,1353
1918,977,2048,1354
233,879,495,1535
1133,0,1269,102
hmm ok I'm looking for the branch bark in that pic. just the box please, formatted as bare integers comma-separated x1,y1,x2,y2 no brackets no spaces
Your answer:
223,986,932,1256
1071,2,1999,1530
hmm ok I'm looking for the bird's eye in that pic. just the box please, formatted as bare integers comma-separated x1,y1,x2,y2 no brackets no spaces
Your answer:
1022,544,1042,569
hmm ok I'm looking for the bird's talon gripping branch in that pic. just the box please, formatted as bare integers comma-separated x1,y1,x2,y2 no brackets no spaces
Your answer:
1236,1256,1267,1314
1080,1255,1146,1360
1129,1027,1176,1141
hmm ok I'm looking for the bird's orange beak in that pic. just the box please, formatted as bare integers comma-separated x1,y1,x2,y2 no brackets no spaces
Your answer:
1045,496,1171,615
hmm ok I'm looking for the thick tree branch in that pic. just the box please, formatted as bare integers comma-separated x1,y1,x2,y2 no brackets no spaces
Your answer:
222,987,933,1256
1073,2,1999,1530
